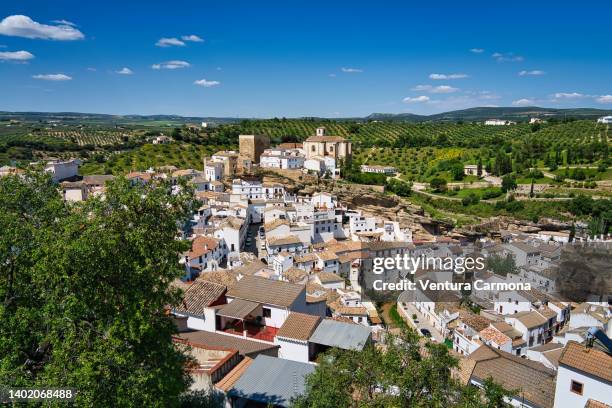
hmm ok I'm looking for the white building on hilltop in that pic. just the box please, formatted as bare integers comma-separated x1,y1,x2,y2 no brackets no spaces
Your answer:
260,148,305,170
44,159,80,182
485,119,516,126
302,127,352,179
597,116,612,124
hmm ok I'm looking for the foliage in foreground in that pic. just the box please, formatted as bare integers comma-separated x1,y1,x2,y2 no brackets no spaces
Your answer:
0,173,201,407
291,328,514,408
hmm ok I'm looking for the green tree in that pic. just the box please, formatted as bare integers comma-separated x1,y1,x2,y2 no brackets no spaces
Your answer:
485,254,517,277
291,328,512,407
0,173,201,407
501,175,517,193
430,177,448,193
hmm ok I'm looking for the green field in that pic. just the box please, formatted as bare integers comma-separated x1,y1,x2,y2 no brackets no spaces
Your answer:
80,143,233,175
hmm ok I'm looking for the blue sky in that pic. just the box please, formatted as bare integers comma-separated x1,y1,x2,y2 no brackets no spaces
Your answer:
0,0,611,117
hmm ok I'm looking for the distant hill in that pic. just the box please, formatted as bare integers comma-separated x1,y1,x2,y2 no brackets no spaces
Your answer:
1,106,612,124
0,111,241,125
364,112,428,122
392,107,612,122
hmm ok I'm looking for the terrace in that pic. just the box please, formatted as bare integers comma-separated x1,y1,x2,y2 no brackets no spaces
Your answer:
216,299,278,342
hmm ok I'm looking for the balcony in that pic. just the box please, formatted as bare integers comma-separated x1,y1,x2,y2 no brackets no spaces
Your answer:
220,319,278,342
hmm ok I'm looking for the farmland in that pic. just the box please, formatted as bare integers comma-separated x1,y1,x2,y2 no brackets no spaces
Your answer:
80,143,233,175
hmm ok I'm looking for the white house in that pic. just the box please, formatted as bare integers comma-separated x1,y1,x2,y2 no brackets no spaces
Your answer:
349,215,376,235
204,161,224,181
45,159,79,182
485,119,516,126
452,314,492,356
260,148,305,170
173,280,227,331
212,216,246,266
553,341,612,408
183,235,228,279
568,303,611,338
274,312,321,363
597,116,612,124
504,309,556,349
360,164,397,175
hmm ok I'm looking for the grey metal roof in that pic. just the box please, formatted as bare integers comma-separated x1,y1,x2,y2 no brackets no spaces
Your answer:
217,299,260,320
309,319,371,351
228,355,315,407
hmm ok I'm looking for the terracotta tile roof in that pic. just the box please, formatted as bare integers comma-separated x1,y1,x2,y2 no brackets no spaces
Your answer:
268,235,301,246
305,135,347,142
312,238,337,249
215,357,253,392
227,275,304,307
317,251,339,261
175,281,226,316
461,345,556,408
559,341,612,382
512,311,548,329
538,307,557,319
276,312,321,341
294,253,319,263
585,399,612,408
478,327,511,346
264,218,289,231
283,267,307,284
232,259,268,276
187,236,220,258
177,331,278,357
316,272,344,284
367,240,414,251
197,270,239,288
219,216,244,230
333,305,368,316
461,313,492,332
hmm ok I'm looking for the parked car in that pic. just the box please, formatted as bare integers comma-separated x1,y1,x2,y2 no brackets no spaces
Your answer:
420,328,432,337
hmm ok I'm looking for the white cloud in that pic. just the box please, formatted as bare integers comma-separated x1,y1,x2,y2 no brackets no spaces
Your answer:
0,15,84,40
411,84,458,93
181,34,203,42
552,92,585,100
596,95,612,104
86,67,96,71
512,98,534,106
152,60,191,70
519,70,545,76
429,73,468,80
328,73,337,77
470,48,484,53
194,78,220,87
32,73,72,81
51,19,77,27
403,95,430,103
155,37,185,47
341,67,363,73
431,85,458,94
0,50,34,61
492,52,524,62
116,67,133,75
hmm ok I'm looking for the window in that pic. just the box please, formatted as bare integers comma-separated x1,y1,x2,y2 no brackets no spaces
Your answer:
311,145,316,152
570,380,583,395
262,307,271,318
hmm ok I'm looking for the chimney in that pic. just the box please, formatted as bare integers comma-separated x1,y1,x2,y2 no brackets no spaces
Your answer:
316,127,326,137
